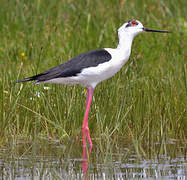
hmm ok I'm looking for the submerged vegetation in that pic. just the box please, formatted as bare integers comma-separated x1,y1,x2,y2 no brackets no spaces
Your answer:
0,0,186,156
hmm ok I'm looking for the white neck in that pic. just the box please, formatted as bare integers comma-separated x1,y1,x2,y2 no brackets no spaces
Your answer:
117,32,134,51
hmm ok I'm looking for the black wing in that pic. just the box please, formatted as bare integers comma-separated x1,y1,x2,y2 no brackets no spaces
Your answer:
15,49,112,83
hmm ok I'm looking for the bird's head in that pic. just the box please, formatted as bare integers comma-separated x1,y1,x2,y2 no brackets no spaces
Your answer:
118,19,169,39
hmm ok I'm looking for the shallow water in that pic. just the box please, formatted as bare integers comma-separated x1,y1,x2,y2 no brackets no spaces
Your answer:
0,140,186,180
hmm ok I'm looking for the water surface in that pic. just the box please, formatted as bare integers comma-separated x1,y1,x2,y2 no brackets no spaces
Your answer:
0,140,186,179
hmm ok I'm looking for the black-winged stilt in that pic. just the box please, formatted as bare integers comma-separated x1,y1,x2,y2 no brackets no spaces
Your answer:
15,20,169,148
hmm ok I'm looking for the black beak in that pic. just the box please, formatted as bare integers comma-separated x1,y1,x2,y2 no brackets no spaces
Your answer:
143,28,170,33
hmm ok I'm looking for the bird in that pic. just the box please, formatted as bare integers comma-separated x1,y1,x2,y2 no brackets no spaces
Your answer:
15,20,169,148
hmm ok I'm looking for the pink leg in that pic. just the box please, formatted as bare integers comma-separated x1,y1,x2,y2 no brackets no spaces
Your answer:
85,88,89,108
82,88,90,148
82,87,94,149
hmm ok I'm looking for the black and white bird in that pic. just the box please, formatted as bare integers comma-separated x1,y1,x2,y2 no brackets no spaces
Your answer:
16,20,169,148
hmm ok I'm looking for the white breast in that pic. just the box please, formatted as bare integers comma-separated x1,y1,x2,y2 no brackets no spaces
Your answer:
80,48,131,88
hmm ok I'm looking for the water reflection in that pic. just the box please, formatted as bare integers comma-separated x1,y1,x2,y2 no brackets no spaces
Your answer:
82,147,89,180
0,141,186,179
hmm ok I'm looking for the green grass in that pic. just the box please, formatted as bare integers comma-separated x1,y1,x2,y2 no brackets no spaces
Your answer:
0,0,186,155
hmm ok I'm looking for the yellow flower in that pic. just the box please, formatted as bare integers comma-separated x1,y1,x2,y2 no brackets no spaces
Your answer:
82,88,87,95
21,52,25,57
83,88,87,94
44,86,50,90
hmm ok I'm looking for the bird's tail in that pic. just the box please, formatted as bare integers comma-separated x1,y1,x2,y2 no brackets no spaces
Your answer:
14,75,40,84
